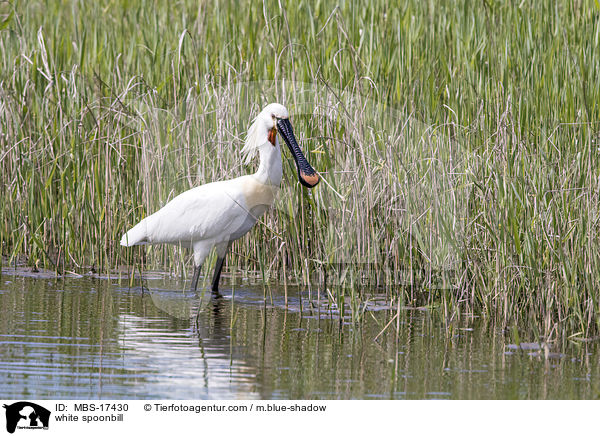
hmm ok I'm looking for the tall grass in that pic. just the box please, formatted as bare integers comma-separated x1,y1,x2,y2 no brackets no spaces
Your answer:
0,0,599,336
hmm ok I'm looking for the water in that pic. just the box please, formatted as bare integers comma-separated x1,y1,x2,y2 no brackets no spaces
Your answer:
1,272,599,399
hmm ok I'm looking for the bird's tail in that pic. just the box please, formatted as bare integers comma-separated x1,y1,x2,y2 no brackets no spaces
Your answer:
120,220,149,246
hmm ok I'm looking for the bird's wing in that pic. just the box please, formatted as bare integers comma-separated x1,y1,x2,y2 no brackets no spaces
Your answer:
143,177,251,245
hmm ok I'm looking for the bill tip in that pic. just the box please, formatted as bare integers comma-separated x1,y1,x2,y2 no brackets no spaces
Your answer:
300,172,320,188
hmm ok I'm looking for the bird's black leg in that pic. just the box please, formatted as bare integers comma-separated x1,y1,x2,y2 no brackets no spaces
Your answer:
190,265,202,292
211,255,226,296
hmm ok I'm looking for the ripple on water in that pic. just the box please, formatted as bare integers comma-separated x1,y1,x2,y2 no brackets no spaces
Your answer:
1,273,600,399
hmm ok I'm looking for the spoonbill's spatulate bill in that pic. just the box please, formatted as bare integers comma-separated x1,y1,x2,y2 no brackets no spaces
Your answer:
120,103,319,295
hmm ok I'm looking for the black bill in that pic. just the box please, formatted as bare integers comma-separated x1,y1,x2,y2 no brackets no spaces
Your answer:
277,118,320,188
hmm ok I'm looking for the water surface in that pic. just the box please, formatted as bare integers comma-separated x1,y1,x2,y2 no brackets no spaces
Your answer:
0,272,599,399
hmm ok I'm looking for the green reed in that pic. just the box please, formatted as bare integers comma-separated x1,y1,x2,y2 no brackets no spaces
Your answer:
0,0,599,336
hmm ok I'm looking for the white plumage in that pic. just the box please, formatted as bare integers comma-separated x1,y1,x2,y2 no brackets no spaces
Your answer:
120,103,319,294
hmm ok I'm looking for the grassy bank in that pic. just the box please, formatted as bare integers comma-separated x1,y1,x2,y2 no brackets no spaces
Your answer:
1,0,599,336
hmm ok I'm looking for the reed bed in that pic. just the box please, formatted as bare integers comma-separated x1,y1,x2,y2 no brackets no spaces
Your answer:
0,0,599,336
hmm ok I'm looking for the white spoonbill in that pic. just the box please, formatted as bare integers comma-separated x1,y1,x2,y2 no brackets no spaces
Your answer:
120,103,319,295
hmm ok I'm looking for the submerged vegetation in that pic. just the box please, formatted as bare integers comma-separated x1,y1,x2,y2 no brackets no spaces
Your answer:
0,1,599,336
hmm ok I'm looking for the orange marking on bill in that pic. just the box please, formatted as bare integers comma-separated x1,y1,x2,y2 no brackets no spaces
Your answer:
300,172,320,187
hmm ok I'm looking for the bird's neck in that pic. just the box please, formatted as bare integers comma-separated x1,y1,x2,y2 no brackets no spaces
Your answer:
253,140,283,186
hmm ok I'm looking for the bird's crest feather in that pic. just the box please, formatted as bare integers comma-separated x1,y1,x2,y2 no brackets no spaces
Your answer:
241,115,264,165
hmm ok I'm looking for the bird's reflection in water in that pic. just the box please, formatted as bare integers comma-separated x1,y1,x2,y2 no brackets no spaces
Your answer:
117,285,261,399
